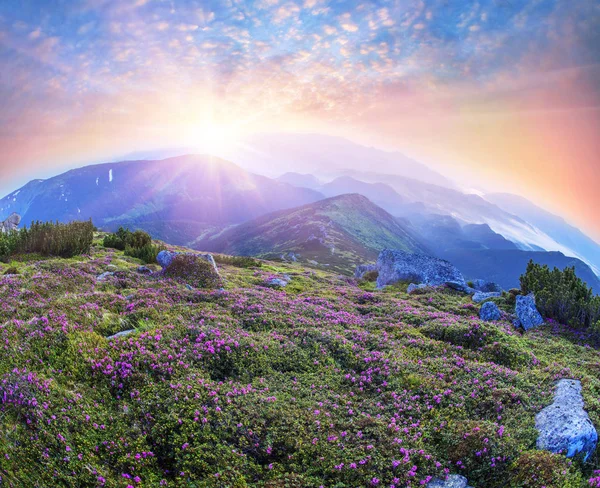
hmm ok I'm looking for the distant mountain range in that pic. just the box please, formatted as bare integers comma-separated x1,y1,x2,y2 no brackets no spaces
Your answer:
2,134,600,290
0,155,322,245
195,193,427,274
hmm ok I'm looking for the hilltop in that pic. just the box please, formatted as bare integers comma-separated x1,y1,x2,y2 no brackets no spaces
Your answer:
194,193,428,273
0,234,599,487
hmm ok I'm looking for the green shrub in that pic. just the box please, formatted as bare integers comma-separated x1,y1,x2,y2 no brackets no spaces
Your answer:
164,254,222,289
3,266,18,275
103,227,134,250
0,220,93,259
361,270,379,282
124,243,166,264
520,260,600,327
509,451,582,488
214,254,262,268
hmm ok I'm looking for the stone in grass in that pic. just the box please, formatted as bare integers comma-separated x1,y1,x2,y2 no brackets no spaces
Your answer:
480,301,501,321
407,283,427,294
427,474,473,488
97,271,114,281
515,293,544,331
106,329,135,341
157,250,218,274
471,279,502,293
472,291,501,303
265,277,288,288
137,265,152,275
536,379,598,461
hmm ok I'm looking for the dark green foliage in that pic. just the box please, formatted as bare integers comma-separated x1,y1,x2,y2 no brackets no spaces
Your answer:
214,254,262,268
0,220,93,260
3,266,18,275
104,227,162,263
360,270,379,282
520,260,600,327
164,254,222,288
124,243,166,264
509,451,582,488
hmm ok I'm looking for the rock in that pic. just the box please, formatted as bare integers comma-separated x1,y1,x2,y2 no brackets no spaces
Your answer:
515,293,544,330
106,329,135,341
185,284,194,291
265,278,288,288
472,279,502,293
480,302,501,321
137,265,152,275
377,250,467,289
106,264,118,271
407,283,427,294
536,379,598,461
472,291,501,303
97,271,114,281
427,474,472,488
354,264,377,279
446,281,476,294
157,250,218,273
0,213,20,233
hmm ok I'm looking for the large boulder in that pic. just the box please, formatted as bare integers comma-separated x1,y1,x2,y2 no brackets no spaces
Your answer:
376,250,466,289
515,293,544,330
427,475,472,488
0,213,20,233
480,301,501,321
446,281,476,294
471,279,502,293
157,250,218,274
354,263,377,279
536,379,598,461
472,291,501,303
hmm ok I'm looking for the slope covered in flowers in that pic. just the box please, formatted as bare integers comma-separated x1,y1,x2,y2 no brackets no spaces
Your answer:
1,238,599,487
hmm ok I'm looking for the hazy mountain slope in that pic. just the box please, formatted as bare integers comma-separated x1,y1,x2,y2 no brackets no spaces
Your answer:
444,249,600,291
277,172,323,190
224,133,456,188
0,155,323,245
486,193,600,275
320,177,406,216
195,194,428,274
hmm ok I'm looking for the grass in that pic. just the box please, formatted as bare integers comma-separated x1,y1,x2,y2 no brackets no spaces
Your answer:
0,235,599,487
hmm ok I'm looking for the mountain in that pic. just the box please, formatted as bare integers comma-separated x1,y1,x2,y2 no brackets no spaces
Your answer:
195,193,428,274
277,172,323,190
444,249,600,292
320,177,406,216
485,193,600,275
223,133,456,188
0,155,323,245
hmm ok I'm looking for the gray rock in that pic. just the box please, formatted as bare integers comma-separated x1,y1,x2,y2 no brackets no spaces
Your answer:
265,278,288,288
472,291,501,303
354,264,377,279
536,379,598,461
185,284,194,291
515,293,544,330
0,213,20,233
137,265,152,275
480,302,501,321
377,250,466,289
97,271,114,281
427,474,472,488
472,279,502,293
157,250,218,273
407,283,427,294
106,329,135,341
446,281,476,294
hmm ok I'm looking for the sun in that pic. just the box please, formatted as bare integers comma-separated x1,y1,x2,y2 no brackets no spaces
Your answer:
182,123,240,157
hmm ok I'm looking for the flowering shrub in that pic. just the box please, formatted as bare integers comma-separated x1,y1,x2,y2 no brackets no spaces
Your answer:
163,254,222,289
0,241,599,486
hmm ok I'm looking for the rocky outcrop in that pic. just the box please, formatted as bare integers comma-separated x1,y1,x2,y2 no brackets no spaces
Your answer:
0,213,20,233
536,379,598,461
377,250,466,289
472,291,501,303
480,301,501,321
515,293,544,330
446,281,476,294
106,329,135,340
354,264,377,279
471,279,502,293
157,250,218,273
427,474,472,488
407,283,428,294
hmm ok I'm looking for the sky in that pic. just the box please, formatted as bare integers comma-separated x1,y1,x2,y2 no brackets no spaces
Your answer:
0,0,599,239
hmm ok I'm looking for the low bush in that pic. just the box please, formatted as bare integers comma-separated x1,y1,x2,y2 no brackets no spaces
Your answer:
509,451,582,488
164,254,222,288
520,260,600,327
360,270,379,282
214,254,262,268
0,220,93,260
124,243,166,264
104,227,162,264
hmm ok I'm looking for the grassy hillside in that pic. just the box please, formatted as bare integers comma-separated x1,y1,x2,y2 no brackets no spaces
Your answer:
0,236,599,486
195,194,428,274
